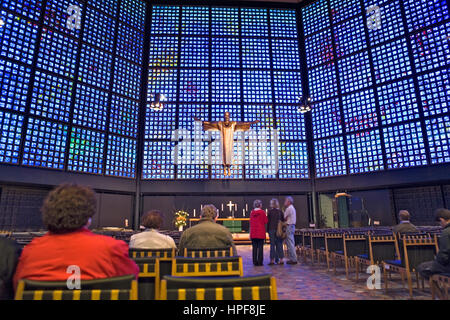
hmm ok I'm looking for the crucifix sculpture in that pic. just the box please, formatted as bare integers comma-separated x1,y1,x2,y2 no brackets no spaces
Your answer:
195,112,259,176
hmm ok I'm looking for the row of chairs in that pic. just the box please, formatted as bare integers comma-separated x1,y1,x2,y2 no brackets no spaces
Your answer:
296,228,448,299
15,247,278,300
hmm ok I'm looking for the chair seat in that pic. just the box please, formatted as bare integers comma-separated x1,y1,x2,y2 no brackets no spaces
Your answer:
384,259,402,266
357,254,368,260
334,250,344,255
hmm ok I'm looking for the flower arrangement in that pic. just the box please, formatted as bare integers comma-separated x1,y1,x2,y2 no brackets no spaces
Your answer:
174,210,189,230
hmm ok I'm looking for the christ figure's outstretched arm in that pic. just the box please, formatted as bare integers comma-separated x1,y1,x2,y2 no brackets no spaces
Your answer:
193,117,220,131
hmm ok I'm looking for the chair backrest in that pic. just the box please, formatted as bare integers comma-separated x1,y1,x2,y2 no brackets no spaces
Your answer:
160,274,277,300
172,257,243,277
134,258,160,300
368,234,399,264
15,275,137,300
343,234,367,257
402,234,439,271
184,247,233,258
303,232,311,246
325,233,344,253
311,232,326,250
129,248,176,260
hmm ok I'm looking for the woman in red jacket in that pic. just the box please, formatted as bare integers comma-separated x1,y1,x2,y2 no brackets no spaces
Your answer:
13,184,138,289
249,199,268,266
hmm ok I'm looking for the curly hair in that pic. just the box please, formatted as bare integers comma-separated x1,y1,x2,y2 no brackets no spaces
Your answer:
141,210,164,229
201,204,218,220
41,184,97,234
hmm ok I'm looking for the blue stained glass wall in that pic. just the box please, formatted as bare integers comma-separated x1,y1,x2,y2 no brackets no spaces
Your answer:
0,0,146,178
304,0,450,177
145,5,307,180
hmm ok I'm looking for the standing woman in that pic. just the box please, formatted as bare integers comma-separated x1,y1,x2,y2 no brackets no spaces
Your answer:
249,199,268,266
267,199,285,265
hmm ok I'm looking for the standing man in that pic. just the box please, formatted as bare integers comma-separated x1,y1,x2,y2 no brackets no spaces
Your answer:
284,196,297,265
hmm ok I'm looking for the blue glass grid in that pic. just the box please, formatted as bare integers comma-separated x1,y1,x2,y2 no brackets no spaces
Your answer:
302,0,330,37
179,69,209,103
314,137,347,177
330,0,361,24
372,38,412,84
243,71,272,103
212,70,241,103
149,36,178,67
312,98,342,139
334,15,366,57
148,69,178,102
44,0,83,38
343,89,378,132
110,95,138,138
113,57,141,99
309,63,338,101
180,37,209,68
305,29,334,67
83,7,115,53
338,51,372,94
151,5,179,35
2,0,42,21
22,118,68,170
211,7,239,36
212,38,239,68
119,0,146,31
279,142,309,179
145,104,176,140
245,136,277,180
0,110,23,164
176,140,209,180
383,122,427,169
404,0,449,32
30,71,73,123
68,127,105,174
212,105,241,121
37,29,78,78
242,38,270,69
243,105,274,131
91,0,118,17
117,22,144,64
0,59,31,113
378,78,419,125
142,141,175,179
347,130,384,174
78,44,113,90
211,141,244,179
182,6,209,35
178,104,208,133
273,71,302,104
270,9,298,38
275,105,306,140
410,22,450,73
366,0,404,46
106,135,136,178
418,69,449,117
241,8,268,37
0,10,38,65
426,116,450,164
73,85,108,131
272,39,301,70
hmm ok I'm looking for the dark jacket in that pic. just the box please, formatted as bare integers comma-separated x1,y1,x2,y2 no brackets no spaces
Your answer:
267,208,284,232
0,238,21,300
250,209,268,240
393,221,419,234
179,218,237,256
436,224,450,267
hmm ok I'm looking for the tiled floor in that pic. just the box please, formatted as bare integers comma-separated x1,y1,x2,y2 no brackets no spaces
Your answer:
236,245,433,300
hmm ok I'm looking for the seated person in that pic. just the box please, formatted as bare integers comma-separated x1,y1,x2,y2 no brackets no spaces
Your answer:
13,184,138,289
129,210,176,249
393,210,419,234
0,237,21,300
418,208,450,280
178,204,237,256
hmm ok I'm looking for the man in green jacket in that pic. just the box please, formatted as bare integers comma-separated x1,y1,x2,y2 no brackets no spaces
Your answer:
418,208,450,279
179,204,237,256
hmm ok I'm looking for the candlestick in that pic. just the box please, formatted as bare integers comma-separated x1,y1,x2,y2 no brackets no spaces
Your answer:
245,204,248,211
221,203,224,211
234,204,237,210
243,209,246,217
193,209,196,217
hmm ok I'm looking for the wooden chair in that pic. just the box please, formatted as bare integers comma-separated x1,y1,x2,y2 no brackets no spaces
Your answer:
354,233,399,282
383,234,439,298
340,234,367,279
160,274,277,300
184,247,233,258
129,248,176,260
172,257,243,277
299,231,312,263
311,232,326,265
430,274,450,300
325,233,344,273
15,275,137,300
134,258,160,300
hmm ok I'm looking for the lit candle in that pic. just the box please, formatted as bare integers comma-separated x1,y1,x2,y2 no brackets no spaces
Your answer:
193,209,196,217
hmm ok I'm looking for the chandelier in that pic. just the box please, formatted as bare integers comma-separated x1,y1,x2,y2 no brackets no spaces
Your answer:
149,93,166,111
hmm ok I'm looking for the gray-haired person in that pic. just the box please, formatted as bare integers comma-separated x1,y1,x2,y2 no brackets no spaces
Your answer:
267,199,284,265
283,196,297,264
